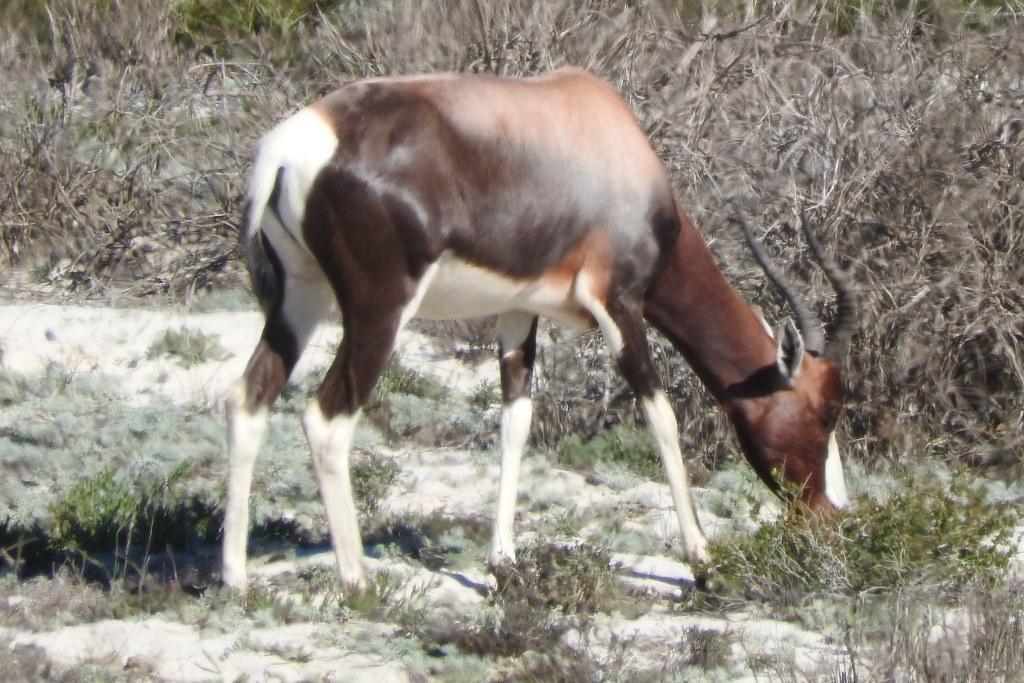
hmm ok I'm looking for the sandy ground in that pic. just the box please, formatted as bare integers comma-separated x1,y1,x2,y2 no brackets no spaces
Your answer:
0,302,849,681
0,303,493,407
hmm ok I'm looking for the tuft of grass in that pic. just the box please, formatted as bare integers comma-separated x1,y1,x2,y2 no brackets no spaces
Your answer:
706,472,1016,607
351,451,401,519
409,541,628,666
493,541,625,616
417,599,570,660
45,462,222,579
554,423,661,479
174,0,347,51
146,327,230,366
682,626,735,670
0,639,52,681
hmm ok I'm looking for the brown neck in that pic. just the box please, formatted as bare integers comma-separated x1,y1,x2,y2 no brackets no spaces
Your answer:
643,209,778,404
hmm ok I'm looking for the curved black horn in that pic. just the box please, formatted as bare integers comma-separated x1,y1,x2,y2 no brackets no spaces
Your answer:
799,215,858,364
730,210,827,354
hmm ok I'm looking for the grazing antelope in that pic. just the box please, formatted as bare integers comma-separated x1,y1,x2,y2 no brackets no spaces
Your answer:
222,67,856,591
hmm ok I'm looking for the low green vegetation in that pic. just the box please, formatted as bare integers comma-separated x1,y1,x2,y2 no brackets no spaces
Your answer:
175,0,348,50
146,327,230,366
2,358,1022,677
49,463,216,556
554,422,662,478
707,473,1017,606
0,365,224,527
0,365,401,583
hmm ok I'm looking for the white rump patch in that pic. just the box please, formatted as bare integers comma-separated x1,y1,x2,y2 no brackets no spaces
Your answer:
824,431,849,508
247,108,339,255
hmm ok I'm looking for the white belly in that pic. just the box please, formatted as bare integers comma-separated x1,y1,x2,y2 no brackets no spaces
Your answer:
413,253,593,328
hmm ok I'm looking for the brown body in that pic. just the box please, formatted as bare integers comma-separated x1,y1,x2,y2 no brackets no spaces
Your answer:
222,68,854,590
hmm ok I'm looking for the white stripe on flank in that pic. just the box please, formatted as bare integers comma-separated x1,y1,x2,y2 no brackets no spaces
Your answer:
574,272,624,356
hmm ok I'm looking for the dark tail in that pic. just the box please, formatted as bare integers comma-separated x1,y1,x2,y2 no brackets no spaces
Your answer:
241,168,286,316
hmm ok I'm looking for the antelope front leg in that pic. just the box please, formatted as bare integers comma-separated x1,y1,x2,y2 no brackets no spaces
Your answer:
488,313,539,569
640,392,710,564
489,398,532,566
602,296,710,566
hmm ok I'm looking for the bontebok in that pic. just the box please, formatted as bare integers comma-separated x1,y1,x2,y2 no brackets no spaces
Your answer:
222,68,857,591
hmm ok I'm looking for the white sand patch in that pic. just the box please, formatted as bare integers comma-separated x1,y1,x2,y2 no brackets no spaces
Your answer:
0,303,490,407
11,618,410,682
575,608,846,680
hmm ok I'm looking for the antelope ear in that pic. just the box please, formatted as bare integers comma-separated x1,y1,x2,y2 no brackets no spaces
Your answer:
776,318,805,384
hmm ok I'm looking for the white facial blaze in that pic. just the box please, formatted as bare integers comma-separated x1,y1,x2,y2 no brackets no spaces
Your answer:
824,431,849,508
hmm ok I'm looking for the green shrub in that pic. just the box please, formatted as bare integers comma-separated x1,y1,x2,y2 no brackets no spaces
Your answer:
707,473,1016,606
49,463,220,559
351,451,401,518
493,541,622,616
146,328,230,366
555,423,661,478
174,0,347,50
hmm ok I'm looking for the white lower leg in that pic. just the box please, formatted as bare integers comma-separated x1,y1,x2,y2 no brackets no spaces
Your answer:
303,401,366,589
489,397,532,567
223,385,269,590
641,392,710,564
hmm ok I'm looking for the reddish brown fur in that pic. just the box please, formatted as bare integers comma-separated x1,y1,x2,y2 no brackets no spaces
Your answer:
543,230,614,310
246,67,848,512
645,205,845,510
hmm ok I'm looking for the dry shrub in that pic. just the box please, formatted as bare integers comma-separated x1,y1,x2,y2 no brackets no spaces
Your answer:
841,581,1024,682
492,541,621,615
0,0,253,297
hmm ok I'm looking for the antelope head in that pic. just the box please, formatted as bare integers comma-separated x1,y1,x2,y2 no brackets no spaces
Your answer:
728,212,858,513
